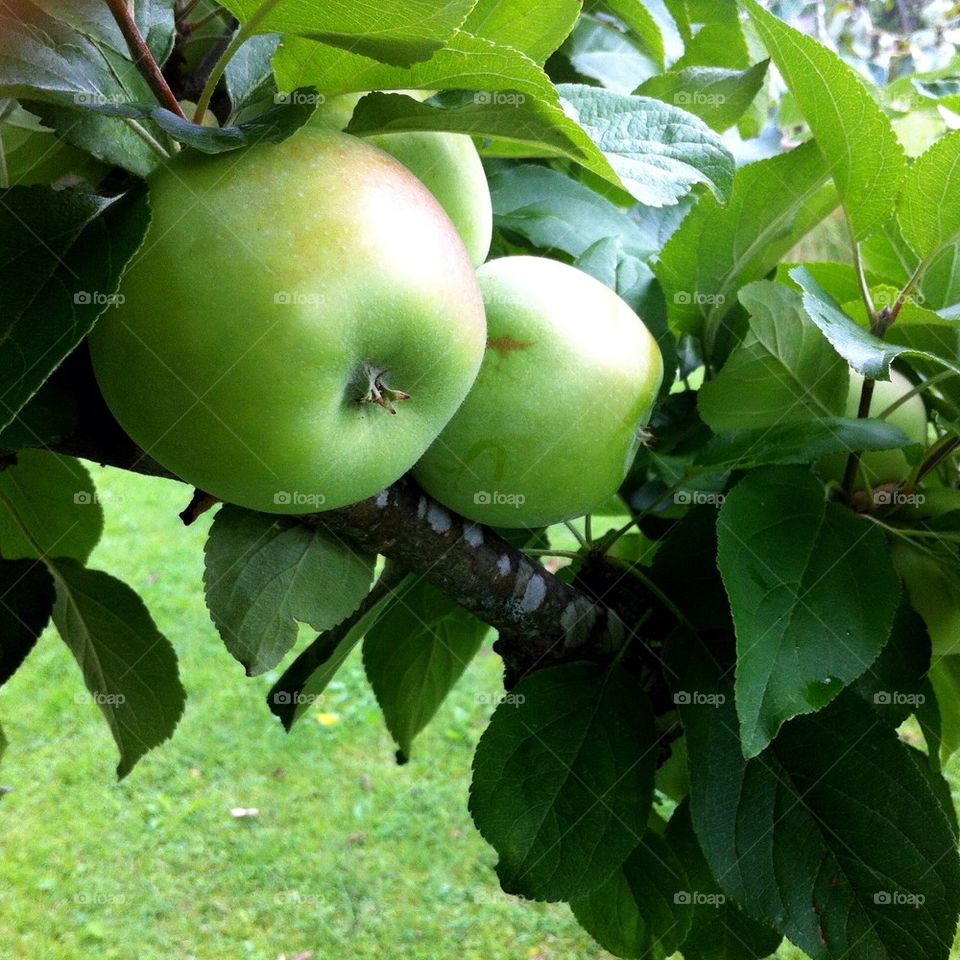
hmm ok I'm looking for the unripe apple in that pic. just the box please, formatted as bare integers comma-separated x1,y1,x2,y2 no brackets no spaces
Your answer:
414,256,663,527
819,369,928,487
89,128,486,514
310,91,492,265
893,543,960,657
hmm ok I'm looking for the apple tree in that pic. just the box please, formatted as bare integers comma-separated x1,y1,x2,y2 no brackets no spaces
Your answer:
2,1,960,957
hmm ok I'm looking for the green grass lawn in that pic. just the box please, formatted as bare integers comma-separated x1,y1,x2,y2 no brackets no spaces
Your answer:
1,466,957,959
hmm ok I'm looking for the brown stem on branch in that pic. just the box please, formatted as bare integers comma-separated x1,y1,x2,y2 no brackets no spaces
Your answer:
179,488,220,525
105,0,187,119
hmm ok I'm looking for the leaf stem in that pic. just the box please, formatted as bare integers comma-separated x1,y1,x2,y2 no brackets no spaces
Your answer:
563,520,588,549
854,242,877,325
123,117,171,158
192,0,282,124
105,0,187,119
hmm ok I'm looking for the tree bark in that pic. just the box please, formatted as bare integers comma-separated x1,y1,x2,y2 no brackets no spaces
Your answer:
20,424,625,686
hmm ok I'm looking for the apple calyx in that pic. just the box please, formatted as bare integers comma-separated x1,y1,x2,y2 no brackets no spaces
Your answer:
357,364,410,415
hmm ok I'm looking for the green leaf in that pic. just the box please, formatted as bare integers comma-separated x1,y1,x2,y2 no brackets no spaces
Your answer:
0,183,149,431
742,0,906,242
717,466,901,756
463,0,580,65
469,662,655,901
565,16,657,95
277,29,560,100
75,88,319,153
897,130,960,264
694,418,913,472
656,141,836,344
673,0,749,70
225,34,282,118
0,452,102,563
670,633,960,960
220,0,475,67
861,206,960,312
488,164,651,258
363,579,488,760
852,601,932,729
636,61,768,132
557,83,735,206
569,829,693,958
0,7,167,175
697,280,848,432
647,507,731,633
347,91,618,187
51,560,185,778
792,265,960,381
665,801,781,960
268,570,413,729
24,0,175,63
0,558,54,686
203,506,375,677
587,0,667,67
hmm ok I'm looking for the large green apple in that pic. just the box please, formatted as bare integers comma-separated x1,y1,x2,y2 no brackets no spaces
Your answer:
89,128,486,514
310,92,492,266
413,256,663,527
819,368,928,487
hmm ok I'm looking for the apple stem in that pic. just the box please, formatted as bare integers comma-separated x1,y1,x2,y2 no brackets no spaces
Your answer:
357,364,410,415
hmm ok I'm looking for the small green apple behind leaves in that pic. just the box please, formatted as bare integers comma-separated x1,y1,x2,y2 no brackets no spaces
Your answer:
819,368,928,489
366,131,493,267
414,256,663,528
89,128,487,514
894,543,960,657
310,90,493,266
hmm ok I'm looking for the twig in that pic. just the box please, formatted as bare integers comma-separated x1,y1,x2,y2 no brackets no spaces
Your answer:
105,0,187,119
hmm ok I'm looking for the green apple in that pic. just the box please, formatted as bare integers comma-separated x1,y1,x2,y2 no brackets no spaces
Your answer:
366,132,492,266
820,368,928,487
894,542,960,657
413,256,664,527
89,128,487,514
310,91,492,266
